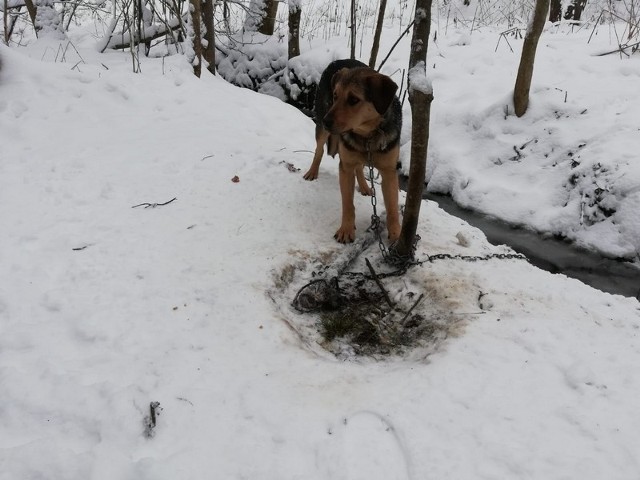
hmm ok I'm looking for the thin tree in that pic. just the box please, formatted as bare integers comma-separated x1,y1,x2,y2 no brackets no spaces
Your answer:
259,0,278,35
202,0,215,74
23,0,38,30
3,0,10,44
244,0,277,35
549,0,562,22
288,0,301,59
564,0,587,21
513,0,550,117
188,0,203,77
393,0,434,260
23,0,64,37
350,0,356,59
369,0,387,67
550,0,586,22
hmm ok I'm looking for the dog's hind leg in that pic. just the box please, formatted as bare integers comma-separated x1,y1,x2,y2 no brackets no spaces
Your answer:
304,124,329,181
356,168,373,196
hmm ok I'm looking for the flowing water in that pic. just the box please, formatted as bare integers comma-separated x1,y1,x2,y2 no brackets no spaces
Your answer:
423,192,640,300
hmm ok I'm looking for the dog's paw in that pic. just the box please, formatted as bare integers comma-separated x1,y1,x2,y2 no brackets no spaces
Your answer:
387,223,401,242
303,169,318,181
334,226,356,243
358,184,374,196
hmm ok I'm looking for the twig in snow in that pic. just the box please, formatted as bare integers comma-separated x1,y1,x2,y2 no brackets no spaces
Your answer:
143,401,162,438
132,197,177,209
400,293,425,326
365,258,395,308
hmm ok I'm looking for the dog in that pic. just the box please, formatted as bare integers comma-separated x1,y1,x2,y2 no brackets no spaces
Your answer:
304,59,402,243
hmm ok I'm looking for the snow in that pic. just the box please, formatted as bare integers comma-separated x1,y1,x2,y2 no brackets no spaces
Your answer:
1,12,640,480
408,61,432,94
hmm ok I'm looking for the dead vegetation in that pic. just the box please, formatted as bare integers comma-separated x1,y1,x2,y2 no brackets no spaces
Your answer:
271,242,473,359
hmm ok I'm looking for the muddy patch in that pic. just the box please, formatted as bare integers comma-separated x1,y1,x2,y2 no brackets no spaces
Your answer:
269,235,482,360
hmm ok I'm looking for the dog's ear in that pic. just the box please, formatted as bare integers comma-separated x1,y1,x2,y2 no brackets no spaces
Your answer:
365,73,398,114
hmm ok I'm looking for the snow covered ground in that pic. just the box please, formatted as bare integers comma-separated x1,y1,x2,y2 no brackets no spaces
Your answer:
1,16,640,480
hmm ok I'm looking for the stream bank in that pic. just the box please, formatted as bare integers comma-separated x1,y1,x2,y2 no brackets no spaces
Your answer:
423,191,640,300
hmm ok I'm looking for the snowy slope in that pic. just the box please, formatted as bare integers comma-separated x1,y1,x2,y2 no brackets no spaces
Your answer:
1,31,640,480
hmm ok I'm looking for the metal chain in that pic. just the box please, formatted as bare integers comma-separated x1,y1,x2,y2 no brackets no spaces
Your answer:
366,160,392,261
365,147,418,267
424,252,528,262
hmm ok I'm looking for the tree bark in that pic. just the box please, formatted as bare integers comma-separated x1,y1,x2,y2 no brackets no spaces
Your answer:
513,0,549,117
258,0,277,35
244,0,277,35
393,0,433,260
350,0,356,59
202,0,215,74
369,0,387,68
188,0,203,77
288,1,301,59
549,0,562,22
32,0,64,37
564,0,587,21
23,0,38,30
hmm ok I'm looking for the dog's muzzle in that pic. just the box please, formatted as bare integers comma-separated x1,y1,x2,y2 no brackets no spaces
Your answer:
322,115,334,132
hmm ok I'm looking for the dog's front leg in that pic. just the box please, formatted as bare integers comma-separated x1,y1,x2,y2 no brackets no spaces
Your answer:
335,160,357,243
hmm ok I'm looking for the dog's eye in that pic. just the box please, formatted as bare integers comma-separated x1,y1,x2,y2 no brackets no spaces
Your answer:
347,95,360,106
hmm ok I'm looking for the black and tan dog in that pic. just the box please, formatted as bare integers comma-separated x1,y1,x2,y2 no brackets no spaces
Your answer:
304,59,402,243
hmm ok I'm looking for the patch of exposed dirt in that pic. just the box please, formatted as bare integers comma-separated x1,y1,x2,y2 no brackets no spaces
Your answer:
269,238,481,360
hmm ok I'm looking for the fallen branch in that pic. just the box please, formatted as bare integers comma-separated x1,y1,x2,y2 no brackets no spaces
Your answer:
105,16,185,51
365,258,395,308
400,293,424,326
594,42,640,57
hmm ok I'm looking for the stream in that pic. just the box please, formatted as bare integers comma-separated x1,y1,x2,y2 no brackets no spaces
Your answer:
421,191,640,300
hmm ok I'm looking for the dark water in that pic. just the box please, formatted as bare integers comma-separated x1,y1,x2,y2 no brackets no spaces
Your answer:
417,189,640,300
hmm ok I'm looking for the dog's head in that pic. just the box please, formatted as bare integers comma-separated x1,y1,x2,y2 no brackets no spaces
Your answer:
322,67,398,136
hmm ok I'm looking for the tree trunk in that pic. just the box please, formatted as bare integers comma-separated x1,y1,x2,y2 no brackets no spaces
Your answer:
288,0,301,59
549,0,562,22
23,0,38,30
24,0,64,38
564,0,587,21
3,0,9,44
33,0,64,37
202,0,216,74
393,0,434,260
350,0,356,59
188,0,203,77
369,0,387,68
259,0,277,35
244,0,277,35
513,0,549,117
